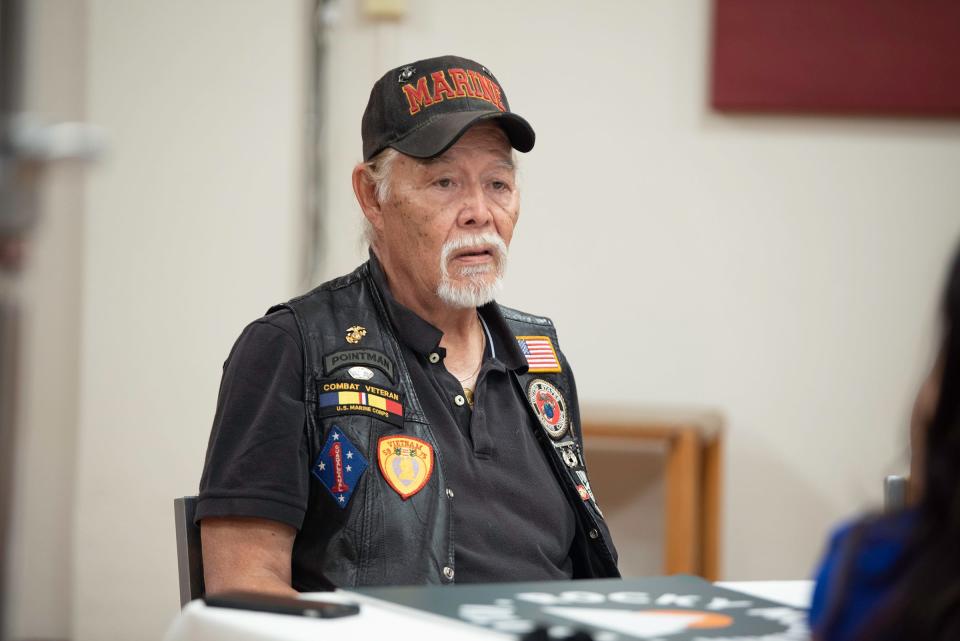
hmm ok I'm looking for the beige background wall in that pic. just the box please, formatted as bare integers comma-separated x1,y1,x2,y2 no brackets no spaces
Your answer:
4,2,87,638
5,1,960,640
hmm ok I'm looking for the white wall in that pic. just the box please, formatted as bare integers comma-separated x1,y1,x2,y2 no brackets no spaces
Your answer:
7,1,960,640
71,2,308,640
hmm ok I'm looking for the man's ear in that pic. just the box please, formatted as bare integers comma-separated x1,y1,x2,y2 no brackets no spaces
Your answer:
352,164,383,233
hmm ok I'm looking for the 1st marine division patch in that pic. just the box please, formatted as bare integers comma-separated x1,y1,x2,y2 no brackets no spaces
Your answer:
378,435,434,500
312,425,368,509
526,379,569,440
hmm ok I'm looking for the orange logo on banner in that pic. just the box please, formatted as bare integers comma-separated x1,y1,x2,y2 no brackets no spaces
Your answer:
377,435,433,499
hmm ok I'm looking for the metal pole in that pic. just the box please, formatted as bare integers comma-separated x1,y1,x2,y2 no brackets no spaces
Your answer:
0,0,28,637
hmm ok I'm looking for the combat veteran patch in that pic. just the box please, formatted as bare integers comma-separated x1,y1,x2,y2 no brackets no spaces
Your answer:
516,336,562,373
312,426,368,509
377,435,434,500
526,378,569,440
318,379,404,427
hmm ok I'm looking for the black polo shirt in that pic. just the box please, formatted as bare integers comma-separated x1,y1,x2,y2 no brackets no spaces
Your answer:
197,257,576,583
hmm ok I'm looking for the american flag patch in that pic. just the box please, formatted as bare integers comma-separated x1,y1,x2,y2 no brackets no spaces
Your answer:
516,336,562,373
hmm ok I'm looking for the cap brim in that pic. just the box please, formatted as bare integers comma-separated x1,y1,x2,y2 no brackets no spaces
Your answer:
390,111,535,159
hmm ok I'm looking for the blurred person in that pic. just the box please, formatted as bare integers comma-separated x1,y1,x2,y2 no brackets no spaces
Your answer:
195,55,619,595
809,240,960,640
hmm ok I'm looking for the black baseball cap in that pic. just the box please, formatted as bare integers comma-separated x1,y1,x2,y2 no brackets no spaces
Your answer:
361,55,535,161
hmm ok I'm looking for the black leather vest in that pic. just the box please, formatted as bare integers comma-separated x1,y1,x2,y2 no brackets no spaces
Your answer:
271,261,619,588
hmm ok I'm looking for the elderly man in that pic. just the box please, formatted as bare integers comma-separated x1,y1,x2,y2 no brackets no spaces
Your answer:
196,55,619,595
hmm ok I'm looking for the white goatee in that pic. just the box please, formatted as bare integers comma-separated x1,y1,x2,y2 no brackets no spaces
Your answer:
436,231,508,308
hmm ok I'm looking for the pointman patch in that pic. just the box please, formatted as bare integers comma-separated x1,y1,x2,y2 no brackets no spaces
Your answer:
377,435,434,499
526,378,569,440
516,336,562,373
312,426,368,509
324,348,396,382
317,379,404,427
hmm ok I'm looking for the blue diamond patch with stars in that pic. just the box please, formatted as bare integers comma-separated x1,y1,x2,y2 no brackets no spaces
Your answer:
312,425,368,509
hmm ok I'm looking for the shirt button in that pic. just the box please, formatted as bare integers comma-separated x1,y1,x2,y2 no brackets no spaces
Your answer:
445,488,455,499
588,529,599,540
454,394,466,406
428,352,440,364
443,566,455,580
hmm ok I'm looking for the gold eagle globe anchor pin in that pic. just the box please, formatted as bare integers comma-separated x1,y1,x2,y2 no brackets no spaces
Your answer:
345,325,367,344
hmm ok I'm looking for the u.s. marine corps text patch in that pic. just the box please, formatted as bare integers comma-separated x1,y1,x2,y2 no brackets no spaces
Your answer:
312,426,368,509
377,435,433,500
317,379,404,427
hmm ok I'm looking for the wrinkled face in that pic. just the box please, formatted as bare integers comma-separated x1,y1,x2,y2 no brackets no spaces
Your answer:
376,122,520,308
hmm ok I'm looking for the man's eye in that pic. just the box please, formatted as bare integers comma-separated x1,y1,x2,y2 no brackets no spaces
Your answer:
491,180,510,191
434,178,453,188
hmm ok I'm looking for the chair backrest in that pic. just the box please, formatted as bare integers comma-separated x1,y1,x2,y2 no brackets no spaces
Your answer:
174,496,204,606
884,475,909,513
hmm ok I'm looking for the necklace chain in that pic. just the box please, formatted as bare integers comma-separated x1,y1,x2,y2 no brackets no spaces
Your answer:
456,360,482,383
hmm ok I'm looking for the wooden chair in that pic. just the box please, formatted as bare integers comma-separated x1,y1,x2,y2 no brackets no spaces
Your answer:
582,408,724,581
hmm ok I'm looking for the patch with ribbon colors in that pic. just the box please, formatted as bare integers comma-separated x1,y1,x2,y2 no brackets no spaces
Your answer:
317,379,404,427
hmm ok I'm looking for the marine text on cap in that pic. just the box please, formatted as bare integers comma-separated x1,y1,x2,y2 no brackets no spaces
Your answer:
402,67,506,116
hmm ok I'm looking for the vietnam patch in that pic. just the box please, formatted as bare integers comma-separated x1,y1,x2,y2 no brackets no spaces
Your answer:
526,378,569,440
317,379,404,427
377,435,434,500
312,425,368,509
516,335,562,373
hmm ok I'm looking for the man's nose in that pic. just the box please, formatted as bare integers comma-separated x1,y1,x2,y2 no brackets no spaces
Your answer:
458,181,493,227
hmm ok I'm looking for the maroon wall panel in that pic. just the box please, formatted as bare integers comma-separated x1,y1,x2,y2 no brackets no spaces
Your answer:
711,0,960,115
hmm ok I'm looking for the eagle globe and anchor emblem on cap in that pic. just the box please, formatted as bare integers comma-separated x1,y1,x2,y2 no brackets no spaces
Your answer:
377,435,434,499
526,379,569,440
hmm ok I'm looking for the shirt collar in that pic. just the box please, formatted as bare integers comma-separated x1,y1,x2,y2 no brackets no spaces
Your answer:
368,251,527,371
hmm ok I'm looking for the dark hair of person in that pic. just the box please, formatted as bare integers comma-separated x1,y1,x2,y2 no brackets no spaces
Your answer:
819,242,960,641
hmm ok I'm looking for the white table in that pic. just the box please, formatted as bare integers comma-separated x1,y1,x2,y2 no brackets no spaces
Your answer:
716,580,813,610
162,590,505,641
163,581,814,641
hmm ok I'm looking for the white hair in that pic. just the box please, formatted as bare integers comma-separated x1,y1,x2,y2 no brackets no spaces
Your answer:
360,147,401,248
365,147,401,203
